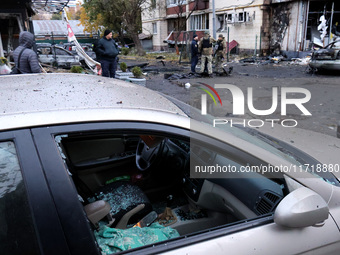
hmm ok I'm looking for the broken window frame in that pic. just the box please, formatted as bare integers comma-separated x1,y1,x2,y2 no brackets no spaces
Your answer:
190,13,209,31
217,14,224,32
167,0,186,7
224,13,236,30
238,12,245,22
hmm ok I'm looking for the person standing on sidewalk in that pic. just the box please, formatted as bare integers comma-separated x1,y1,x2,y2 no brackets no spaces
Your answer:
190,34,199,73
198,31,216,77
214,34,226,74
12,31,41,74
96,29,119,78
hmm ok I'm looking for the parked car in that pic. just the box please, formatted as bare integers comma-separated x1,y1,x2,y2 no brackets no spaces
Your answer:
37,45,80,68
60,42,97,61
1,73,340,255
337,121,340,138
36,42,52,48
309,40,340,71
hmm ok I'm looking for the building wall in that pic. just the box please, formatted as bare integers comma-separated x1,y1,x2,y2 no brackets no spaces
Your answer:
141,0,272,53
190,0,271,53
141,0,168,51
213,4,266,53
141,0,332,54
271,1,309,53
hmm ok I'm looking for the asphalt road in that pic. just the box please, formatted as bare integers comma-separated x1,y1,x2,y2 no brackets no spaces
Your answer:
145,62,340,138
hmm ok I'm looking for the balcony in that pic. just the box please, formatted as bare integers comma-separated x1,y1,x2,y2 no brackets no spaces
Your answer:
189,0,209,12
164,30,205,44
167,0,208,16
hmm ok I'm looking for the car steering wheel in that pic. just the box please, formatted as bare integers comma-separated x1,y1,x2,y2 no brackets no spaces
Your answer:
136,138,165,171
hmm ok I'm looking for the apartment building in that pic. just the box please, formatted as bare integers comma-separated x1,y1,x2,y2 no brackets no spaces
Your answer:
141,0,339,55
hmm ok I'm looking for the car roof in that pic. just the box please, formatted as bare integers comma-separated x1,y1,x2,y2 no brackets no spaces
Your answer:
0,73,187,130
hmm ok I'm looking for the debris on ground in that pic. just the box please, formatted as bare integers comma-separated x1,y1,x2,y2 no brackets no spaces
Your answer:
165,73,200,80
239,56,287,65
222,65,233,75
158,60,165,66
127,63,149,69
169,80,186,87
289,56,311,65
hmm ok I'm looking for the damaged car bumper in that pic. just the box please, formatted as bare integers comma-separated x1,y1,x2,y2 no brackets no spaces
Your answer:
309,42,340,71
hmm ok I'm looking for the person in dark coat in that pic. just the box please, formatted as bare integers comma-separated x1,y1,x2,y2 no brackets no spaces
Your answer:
191,34,199,73
96,29,119,78
12,31,41,74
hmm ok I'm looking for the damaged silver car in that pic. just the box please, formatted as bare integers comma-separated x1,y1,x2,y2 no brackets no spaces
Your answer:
309,40,340,71
1,74,340,255
37,45,80,68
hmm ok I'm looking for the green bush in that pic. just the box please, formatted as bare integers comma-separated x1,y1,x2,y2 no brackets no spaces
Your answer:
70,65,84,73
121,48,130,56
120,62,127,72
131,66,143,78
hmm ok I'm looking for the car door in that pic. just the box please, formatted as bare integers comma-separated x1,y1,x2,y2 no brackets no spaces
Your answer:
37,47,54,65
0,129,70,255
54,47,80,67
31,121,340,255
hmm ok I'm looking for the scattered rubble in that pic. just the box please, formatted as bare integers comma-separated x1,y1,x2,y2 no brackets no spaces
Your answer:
289,56,311,65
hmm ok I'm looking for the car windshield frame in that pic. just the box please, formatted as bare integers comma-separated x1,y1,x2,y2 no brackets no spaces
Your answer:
164,95,340,186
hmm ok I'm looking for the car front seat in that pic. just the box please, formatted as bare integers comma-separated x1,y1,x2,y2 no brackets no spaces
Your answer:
93,181,152,229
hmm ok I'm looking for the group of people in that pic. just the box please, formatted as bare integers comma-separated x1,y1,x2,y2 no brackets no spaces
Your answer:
191,31,227,77
12,29,119,78
14,29,223,79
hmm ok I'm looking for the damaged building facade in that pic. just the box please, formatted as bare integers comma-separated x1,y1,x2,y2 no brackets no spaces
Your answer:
141,0,339,55
0,0,35,57
0,0,70,58
141,0,270,52
271,0,339,57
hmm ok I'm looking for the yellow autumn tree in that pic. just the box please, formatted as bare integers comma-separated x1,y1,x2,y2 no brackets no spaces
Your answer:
79,6,103,36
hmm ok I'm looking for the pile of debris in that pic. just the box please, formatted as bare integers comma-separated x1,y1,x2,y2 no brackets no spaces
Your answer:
164,65,233,80
239,54,311,66
289,56,311,65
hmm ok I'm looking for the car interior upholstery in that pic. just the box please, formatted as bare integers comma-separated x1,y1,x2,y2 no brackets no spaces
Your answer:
55,131,288,253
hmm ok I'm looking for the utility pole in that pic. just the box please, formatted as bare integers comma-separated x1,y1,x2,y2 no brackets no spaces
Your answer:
212,0,216,38
329,2,334,44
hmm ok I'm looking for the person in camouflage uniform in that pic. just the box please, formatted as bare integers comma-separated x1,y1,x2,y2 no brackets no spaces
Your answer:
214,34,227,74
198,31,216,77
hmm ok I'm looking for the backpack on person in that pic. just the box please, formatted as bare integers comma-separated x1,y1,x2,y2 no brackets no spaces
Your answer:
11,48,26,74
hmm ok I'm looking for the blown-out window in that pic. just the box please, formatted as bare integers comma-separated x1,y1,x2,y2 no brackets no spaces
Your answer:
190,13,209,30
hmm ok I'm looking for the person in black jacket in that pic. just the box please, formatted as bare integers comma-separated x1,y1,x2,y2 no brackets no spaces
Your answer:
12,31,41,74
96,29,119,78
191,34,199,73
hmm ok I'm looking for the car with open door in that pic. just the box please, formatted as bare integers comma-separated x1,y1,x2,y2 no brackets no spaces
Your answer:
37,45,80,68
1,73,340,255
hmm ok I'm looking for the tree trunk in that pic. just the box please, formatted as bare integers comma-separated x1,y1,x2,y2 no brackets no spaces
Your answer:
118,30,125,46
131,33,146,56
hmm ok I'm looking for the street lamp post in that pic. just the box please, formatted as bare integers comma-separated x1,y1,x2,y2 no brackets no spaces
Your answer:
212,0,216,38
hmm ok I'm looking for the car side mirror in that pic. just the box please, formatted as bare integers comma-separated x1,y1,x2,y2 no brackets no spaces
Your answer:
274,187,329,228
